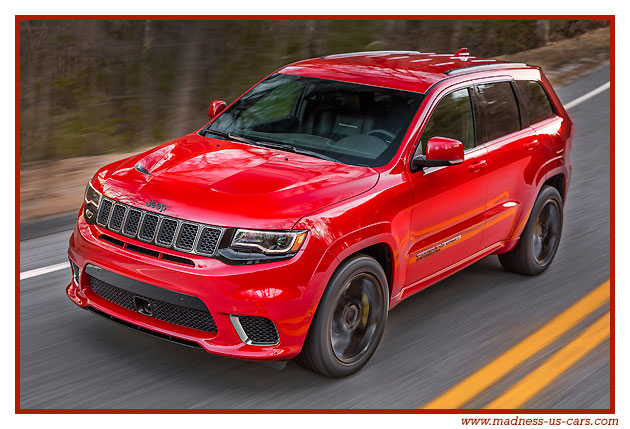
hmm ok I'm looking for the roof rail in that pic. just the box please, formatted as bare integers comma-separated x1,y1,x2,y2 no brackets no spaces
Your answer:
444,62,528,76
322,50,420,59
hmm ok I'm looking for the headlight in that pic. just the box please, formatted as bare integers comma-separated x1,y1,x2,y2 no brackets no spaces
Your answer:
85,181,101,207
231,229,307,255
83,180,102,224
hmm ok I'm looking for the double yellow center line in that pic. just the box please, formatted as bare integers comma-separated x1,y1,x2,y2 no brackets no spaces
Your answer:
423,280,610,409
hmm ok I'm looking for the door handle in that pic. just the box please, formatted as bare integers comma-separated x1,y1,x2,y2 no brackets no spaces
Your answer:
468,160,487,172
524,139,539,150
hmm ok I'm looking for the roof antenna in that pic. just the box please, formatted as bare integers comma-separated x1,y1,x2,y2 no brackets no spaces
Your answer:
455,48,469,57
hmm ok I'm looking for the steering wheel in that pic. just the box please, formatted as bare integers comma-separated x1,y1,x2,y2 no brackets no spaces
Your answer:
367,129,396,144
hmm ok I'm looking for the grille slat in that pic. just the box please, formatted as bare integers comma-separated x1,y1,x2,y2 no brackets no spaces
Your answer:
157,219,178,246
96,199,113,226
109,204,127,231
89,275,217,332
123,209,142,236
176,223,199,251
94,198,223,257
197,227,222,255
139,214,159,241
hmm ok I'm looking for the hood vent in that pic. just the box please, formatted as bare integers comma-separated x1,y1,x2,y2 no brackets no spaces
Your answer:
135,163,153,176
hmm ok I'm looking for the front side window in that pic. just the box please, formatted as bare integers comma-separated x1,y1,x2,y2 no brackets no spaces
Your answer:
516,80,555,125
417,88,475,156
475,82,521,143
206,74,424,167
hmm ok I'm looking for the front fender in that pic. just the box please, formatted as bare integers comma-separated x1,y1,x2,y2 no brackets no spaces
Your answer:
294,173,414,307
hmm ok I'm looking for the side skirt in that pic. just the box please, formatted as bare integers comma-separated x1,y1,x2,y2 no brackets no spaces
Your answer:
391,242,504,307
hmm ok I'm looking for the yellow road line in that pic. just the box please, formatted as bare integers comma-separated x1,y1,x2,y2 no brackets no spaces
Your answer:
422,280,610,409
485,312,610,409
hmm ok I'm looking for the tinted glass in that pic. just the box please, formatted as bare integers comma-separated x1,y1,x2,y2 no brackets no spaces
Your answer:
476,82,521,143
207,74,424,167
517,80,554,125
418,88,474,155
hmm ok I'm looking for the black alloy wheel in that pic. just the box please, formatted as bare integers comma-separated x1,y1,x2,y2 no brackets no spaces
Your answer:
499,185,564,275
297,254,389,377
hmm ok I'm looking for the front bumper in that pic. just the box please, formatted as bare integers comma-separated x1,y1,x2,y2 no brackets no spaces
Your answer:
67,213,336,360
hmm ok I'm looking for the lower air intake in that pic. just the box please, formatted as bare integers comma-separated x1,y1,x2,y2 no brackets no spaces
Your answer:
233,315,279,345
88,275,217,333
70,261,80,285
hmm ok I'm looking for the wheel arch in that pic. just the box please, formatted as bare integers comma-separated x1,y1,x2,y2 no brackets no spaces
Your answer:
543,172,568,202
324,225,399,301
500,169,568,254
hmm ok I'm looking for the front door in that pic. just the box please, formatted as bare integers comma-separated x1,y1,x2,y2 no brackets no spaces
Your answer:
405,87,489,288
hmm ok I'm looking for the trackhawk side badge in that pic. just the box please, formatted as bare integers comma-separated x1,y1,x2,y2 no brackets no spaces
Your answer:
416,235,462,261
146,199,167,212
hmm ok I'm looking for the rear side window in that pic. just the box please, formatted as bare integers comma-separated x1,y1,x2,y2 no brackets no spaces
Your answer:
516,80,555,125
475,82,521,143
419,88,475,155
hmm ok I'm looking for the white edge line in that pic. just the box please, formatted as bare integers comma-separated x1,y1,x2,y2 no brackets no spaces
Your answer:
564,81,610,110
17,82,611,282
20,262,69,280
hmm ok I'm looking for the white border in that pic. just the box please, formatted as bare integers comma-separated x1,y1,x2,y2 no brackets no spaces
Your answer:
6,2,624,428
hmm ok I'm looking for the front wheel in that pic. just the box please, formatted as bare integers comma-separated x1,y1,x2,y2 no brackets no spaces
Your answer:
499,185,563,275
297,254,389,377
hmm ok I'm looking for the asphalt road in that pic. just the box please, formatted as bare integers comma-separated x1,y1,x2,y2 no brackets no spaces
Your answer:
19,64,611,409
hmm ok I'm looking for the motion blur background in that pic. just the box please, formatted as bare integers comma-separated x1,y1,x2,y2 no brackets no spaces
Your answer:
19,19,610,223
20,19,608,163
18,19,612,409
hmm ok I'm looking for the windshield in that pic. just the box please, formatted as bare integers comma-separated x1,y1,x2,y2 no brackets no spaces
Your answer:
204,74,424,167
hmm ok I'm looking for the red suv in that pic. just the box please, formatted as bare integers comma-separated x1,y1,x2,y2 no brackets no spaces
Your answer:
67,50,572,377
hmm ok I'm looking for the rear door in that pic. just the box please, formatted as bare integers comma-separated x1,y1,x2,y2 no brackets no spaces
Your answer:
473,80,543,248
405,87,489,287
515,79,566,163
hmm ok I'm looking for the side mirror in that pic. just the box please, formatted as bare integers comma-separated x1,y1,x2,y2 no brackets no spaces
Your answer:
411,137,464,171
208,100,227,120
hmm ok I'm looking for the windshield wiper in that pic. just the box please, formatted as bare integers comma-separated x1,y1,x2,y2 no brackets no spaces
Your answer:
252,140,341,163
205,129,340,163
204,129,259,146
287,146,341,163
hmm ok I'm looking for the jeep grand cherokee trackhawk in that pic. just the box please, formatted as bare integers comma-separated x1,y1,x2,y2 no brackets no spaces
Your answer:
67,50,572,377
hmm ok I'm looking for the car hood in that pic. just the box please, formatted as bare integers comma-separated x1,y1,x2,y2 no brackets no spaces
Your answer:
93,133,379,230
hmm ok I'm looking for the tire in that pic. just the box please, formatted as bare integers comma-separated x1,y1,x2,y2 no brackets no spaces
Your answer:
297,254,389,378
499,185,563,276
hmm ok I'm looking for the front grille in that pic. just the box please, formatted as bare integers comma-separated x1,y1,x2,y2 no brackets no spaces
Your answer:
236,315,279,345
89,275,217,332
95,197,224,257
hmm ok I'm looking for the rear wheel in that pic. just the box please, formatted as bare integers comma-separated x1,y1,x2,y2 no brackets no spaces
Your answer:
499,185,563,275
297,254,389,377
